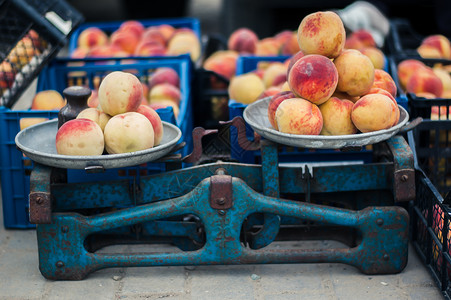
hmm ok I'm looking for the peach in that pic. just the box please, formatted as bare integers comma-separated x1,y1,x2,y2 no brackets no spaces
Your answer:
77,27,108,50
349,29,376,48
31,90,65,110
344,35,365,50
166,31,201,61
371,69,397,98
227,28,259,54
228,73,265,105
76,107,111,131
118,20,145,39
360,47,386,70
319,97,357,135
280,31,301,55
98,71,143,116
288,54,338,105
397,59,427,90
141,26,167,46
286,50,305,76
417,44,442,59
202,50,238,80
255,38,281,56
433,67,451,93
334,49,375,97
267,91,296,130
262,62,287,88
351,94,396,133
150,100,180,119
136,104,164,145
104,112,154,154
406,68,443,97
149,83,182,105
420,35,451,59
0,61,16,90
148,67,180,89
56,118,104,156
275,98,323,135
110,30,140,54
134,40,166,56
297,11,346,58
19,118,48,130
156,24,176,42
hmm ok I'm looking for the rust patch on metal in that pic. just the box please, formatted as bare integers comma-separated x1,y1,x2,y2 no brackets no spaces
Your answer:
394,169,415,202
29,192,52,224
210,174,233,209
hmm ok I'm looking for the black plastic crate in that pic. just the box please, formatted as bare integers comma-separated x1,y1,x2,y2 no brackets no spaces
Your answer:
0,0,83,108
386,18,424,57
411,168,451,299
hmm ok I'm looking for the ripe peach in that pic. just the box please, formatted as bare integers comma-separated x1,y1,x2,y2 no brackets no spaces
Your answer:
104,112,154,154
228,73,265,104
136,104,164,145
255,38,281,56
371,69,397,98
77,27,108,50
360,47,386,70
406,68,443,97
267,91,296,130
417,44,442,59
141,26,167,46
110,30,140,54
263,62,287,88
420,35,451,59
134,40,166,56
150,100,180,119
202,50,238,80
351,94,396,133
319,97,357,135
227,28,259,54
397,59,427,90
98,71,143,116
156,24,176,42
76,107,111,131
118,20,145,39
288,54,338,105
149,67,180,89
297,11,346,58
31,90,65,110
56,118,104,156
334,49,375,97
275,98,323,135
348,29,376,48
149,83,182,106
166,30,201,61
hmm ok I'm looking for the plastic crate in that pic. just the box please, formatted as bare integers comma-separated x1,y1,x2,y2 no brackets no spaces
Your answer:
229,55,373,164
0,0,83,108
386,18,427,58
0,56,193,229
67,17,201,55
410,167,451,299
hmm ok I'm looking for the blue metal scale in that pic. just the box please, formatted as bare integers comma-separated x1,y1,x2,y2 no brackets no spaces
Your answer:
25,119,415,280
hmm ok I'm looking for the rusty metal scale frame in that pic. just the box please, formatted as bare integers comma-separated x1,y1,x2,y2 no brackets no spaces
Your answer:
24,117,415,280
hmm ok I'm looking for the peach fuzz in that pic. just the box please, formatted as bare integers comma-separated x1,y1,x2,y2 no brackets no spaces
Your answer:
360,47,386,70
149,67,180,89
371,69,397,98
421,35,451,59
56,118,104,156
267,91,296,130
275,98,323,135
136,105,164,145
297,11,345,59
288,54,338,105
228,73,265,105
334,49,375,97
227,28,259,54
31,90,65,110
255,38,281,56
406,68,443,97
98,71,143,116
76,107,111,131
202,50,238,80
166,31,201,61
319,97,357,135
149,83,182,106
77,27,108,50
103,112,154,154
351,94,396,133
397,59,427,89
110,30,140,54
262,62,287,88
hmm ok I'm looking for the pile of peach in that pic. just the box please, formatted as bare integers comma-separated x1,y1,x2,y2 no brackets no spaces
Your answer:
228,11,398,136
72,20,201,62
56,71,165,156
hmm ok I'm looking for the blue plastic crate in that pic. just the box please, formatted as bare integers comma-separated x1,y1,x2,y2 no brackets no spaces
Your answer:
68,17,201,55
229,55,373,164
0,56,193,229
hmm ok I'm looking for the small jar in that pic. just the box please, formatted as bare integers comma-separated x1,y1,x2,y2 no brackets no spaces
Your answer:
57,86,91,128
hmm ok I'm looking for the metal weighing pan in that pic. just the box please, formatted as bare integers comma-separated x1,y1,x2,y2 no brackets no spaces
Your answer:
15,119,182,169
243,97,410,149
